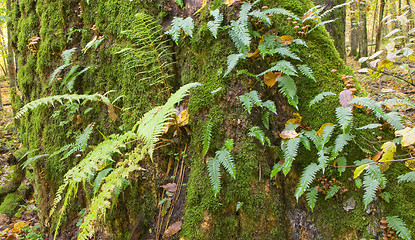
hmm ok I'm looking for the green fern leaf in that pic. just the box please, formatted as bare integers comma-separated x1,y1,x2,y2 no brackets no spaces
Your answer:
336,107,353,133
309,19,337,33
320,1,351,18
367,165,387,188
300,134,311,150
166,17,194,44
363,174,378,209
249,10,271,25
325,185,340,199
357,124,382,130
262,100,277,115
336,157,347,176
381,97,415,109
93,168,113,196
216,148,236,179
397,171,415,183
349,97,384,119
229,19,250,55
322,124,336,145
202,121,213,158
333,134,355,157
304,130,323,150
258,34,280,58
293,39,308,47
295,163,320,200
278,75,299,109
224,139,234,152
308,92,336,108
297,64,315,81
386,216,412,240
239,90,261,114
273,47,301,61
262,8,300,20
317,150,329,170
208,157,221,197
248,126,266,145
21,154,49,169
224,53,245,76
207,9,223,38
261,111,270,130
282,137,301,175
258,60,298,77
383,112,404,130
174,0,183,8
306,188,318,211
49,63,71,85
270,162,283,178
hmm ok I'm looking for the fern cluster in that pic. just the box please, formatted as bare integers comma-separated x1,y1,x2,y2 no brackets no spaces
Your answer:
166,16,194,44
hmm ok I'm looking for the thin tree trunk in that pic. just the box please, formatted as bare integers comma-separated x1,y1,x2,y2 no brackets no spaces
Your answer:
375,0,386,52
349,1,359,57
6,0,16,90
359,0,368,62
370,0,378,55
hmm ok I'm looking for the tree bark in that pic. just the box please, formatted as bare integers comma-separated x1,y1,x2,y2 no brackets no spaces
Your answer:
375,0,386,52
358,0,368,64
349,1,359,57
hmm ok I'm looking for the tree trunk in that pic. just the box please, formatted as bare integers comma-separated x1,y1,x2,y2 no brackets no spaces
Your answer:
375,0,385,52
358,0,368,64
349,1,359,57
7,0,415,239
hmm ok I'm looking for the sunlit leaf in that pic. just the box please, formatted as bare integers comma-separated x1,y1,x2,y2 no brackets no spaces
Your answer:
316,123,334,137
280,130,299,139
400,127,415,147
279,35,294,45
354,164,369,179
405,159,415,170
381,141,396,153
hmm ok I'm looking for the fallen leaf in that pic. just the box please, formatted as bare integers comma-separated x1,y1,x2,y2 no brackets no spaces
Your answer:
264,71,282,87
339,90,353,108
381,141,396,153
176,109,189,127
247,48,260,59
405,159,415,170
401,127,415,147
161,183,177,193
279,35,294,45
12,221,27,234
372,150,384,162
224,0,236,6
108,104,118,121
316,123,334,136
279,130,299,139
163,221,183,238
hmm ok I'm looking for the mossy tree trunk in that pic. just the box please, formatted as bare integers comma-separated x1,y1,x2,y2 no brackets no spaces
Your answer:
8,0,415,239
349,1,358,57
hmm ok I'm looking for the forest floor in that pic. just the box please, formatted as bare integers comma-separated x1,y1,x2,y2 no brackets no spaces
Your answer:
0,57,415,239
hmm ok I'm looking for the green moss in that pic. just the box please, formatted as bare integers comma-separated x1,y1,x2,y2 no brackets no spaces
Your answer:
0,193,24,217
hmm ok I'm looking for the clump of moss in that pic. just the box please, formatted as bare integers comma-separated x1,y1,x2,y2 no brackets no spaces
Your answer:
0,192,24,217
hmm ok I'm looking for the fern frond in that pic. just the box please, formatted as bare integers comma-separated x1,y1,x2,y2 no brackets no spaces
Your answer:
336,157,347,176
15,93,111,119
386,216,412,240
207,9,223,39
62,47,77,65
216,148,236,178
297,64,315,81
322,124,336,145
367,165,387,188
166,17,194,44
325,185,340,199
308,92,336,108
239,90,261,114
282,137,301,175
258,60,298,77
262,8,300,20
208,157,221,197
248,126,267,146
294,163,320,200
78,164,140,240
306,188,318,211
229,19,250,55
93,168,113,196
363,174,379,209
383,112,404,130
304,130,323,150
320,1,351,18
202,121,213,158
262,100,277,115
273,47,301,61
308,19,337,33
224,139,234,151
224,53,245,77
317,150,329,171
333,134,355,156
278,75,299,109
136,83,200,159
261,111,270,130
249,10,271,25
356,124,382,130
381,97,415,109
293,39,308,47
21,154,49,169
49,63,71,85
397,171,415,183
335,107,353,133
349,97,384,119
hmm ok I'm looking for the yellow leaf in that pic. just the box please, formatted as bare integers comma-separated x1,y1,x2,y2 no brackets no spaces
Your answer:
354,164,369,179
401,127,415,147
194,0,206,15
176,109,189,127
279,35,294,46
264,71,282,87
379,151,393,162
381,141,396,153
279,130,299,139
379,162,391,172
316,123,334,136
247,48,260,59
12,221,28,234
409,54,415,62
224,0,236,6
405,159,415,170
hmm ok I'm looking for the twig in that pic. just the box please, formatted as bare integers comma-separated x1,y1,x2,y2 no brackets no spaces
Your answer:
330,156,415,168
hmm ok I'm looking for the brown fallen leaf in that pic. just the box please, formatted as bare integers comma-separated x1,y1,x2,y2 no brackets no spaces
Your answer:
279,130,299,139
161,183,177,193
108,104,118,121
264,71,282,87
163,221,182,238
339,90,353,108
279,35,294,46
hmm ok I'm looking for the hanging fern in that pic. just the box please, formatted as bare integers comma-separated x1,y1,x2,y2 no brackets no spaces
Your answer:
224,53,245,76
229,3,252,55
304,130,323,150
349,97,384,119
362,165,386,208
332,133,355,157
202,120,213,158
322,124,336,145
166,17,194,44
294,162,320,200
397,171,415,183
261,111,270,130
308,92,336,108
15,93,111,119
239,90,261,114
258,60,298,77
207,145,235,197
207,9,223,39
325,185,340,199
208,155,222,197
278,75,299,109
248,126,270,146
49,47,77,85
249,10,271,25
216,148,236,178
297,64,315,81
262,8,300,20
386,216,412,240
383,112,404,130
262,100,277,115
306,188,318,211
282,137,301,175
335,106,353,133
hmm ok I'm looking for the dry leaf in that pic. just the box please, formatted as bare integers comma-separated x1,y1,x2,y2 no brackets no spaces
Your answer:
279,35,294,46
372,150,384,162
108,104,118,121
264,71,282,87
405,159,415,170
176,109,189,127
247,48,260,59
400,127,415,147
339,90,353,108
161,183,177,193
12,221,27,234
163,221,183,238
381,141,396,153
279,130,299,139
